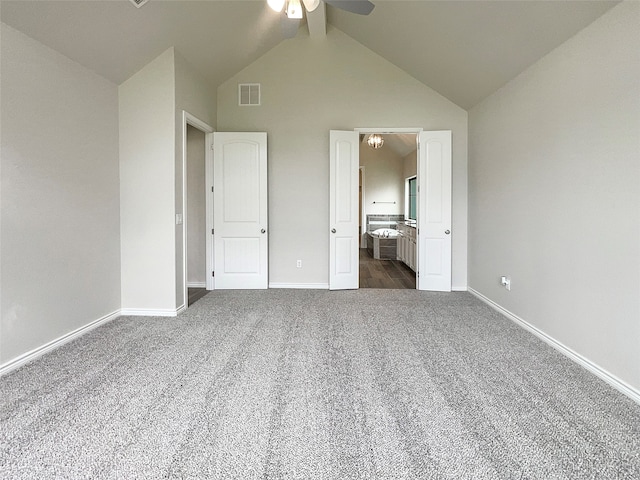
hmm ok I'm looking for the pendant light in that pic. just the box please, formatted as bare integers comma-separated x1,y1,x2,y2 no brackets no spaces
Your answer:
367,134,384,149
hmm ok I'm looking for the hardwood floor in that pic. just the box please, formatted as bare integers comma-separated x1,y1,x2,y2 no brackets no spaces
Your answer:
188,287,208,306
359,249,416,289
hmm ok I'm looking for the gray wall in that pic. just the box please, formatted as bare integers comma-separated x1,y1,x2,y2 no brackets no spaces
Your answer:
468,2,640,392
119,48,216,314
174,51,216,307
119,48,176,314
1,23,121,363
218,27,468,289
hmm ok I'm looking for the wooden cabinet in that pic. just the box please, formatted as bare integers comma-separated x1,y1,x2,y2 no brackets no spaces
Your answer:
397,223,417,272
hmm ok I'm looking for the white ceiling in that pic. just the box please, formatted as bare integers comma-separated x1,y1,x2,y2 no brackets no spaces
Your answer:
1,0,619,109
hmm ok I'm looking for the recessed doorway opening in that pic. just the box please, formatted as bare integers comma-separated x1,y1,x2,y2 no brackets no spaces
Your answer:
329,128,451,292
358,132,418,289
181,111,214,309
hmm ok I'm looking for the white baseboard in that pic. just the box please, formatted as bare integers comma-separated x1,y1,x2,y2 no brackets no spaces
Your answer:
120,308,178,317
0,310,120,377
468,287,640,405
269,283,466,291
269,282,329,289
187,282,206,288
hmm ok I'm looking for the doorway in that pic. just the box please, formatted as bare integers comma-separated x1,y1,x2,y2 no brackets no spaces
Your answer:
329,128,452,291
186,125,207,305
358,132,418,289
181,111,214,309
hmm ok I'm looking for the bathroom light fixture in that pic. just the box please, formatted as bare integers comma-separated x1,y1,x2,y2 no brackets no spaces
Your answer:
367,134,384,149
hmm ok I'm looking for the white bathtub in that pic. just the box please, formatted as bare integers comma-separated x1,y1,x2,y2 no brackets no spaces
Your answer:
367,229,400,259
370,228,400,238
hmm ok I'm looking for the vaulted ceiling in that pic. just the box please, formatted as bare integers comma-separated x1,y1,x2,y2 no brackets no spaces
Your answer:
1,0,619,109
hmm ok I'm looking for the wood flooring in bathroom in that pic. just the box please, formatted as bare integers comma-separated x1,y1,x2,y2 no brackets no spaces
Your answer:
359,249,416,289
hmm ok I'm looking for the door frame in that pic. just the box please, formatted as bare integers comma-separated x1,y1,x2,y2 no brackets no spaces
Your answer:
359,166,367,248
181,111,214,310
354,127,424,288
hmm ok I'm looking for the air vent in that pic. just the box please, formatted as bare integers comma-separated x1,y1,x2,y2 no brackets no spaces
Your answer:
239,83,261,106
129,0,150,8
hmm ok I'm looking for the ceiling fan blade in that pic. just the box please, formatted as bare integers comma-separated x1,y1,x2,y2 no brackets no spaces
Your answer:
281,16,301,38
324,0,375,15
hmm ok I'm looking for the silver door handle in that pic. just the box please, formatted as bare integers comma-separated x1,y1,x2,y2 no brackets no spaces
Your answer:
331,228,336,233
261,229,266,234
445,230,450,235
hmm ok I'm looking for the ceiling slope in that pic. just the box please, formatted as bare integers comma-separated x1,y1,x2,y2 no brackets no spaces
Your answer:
1,0,619,108
328,0,619,108
0,0,283,88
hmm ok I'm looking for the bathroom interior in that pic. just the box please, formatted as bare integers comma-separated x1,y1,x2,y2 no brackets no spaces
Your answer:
359,133,418,289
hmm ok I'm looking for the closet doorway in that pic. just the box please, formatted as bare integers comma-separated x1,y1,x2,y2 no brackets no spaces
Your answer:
181,111,214,308
186,125,208,305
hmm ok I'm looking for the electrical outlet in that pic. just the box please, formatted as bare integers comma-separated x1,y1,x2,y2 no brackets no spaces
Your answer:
500,276,511,291
296,260,302,268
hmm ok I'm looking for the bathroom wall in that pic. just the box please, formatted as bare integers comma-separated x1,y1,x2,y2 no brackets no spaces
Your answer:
366,214,405,233
403,149,417,179
359,141,405,218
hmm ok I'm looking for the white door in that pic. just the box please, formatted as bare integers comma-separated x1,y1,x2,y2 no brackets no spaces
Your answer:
213,132,268,289
329,130,359,290
417,130,452,292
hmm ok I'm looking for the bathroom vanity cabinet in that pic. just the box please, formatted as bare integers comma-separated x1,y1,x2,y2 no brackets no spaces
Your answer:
397,222,417,271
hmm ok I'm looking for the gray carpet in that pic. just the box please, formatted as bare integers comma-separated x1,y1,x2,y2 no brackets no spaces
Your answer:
1,290,639,479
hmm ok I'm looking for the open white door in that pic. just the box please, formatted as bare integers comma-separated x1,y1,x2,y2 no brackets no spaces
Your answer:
213,132,268,289
417,130,452,292
329,130,359,290
205,132,214,291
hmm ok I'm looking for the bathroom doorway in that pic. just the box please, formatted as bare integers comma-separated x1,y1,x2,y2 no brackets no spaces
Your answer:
359,132,418,289
329,128,452,291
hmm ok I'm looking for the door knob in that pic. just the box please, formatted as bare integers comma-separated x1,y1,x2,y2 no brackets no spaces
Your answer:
445,230,450,235
261,229,266,234
331,228,336,233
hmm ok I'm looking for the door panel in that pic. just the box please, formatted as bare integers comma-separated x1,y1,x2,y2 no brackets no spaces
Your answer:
418,131,452,292
329,130,359,290
213,132,268,289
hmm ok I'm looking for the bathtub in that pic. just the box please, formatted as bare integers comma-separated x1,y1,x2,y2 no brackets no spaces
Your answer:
370,228,400,238
367,229,400,260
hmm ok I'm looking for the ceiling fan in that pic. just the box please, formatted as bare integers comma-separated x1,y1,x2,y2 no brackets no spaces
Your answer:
268,0,375,38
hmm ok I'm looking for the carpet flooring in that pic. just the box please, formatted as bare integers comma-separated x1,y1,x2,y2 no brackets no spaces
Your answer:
1,289,639,479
